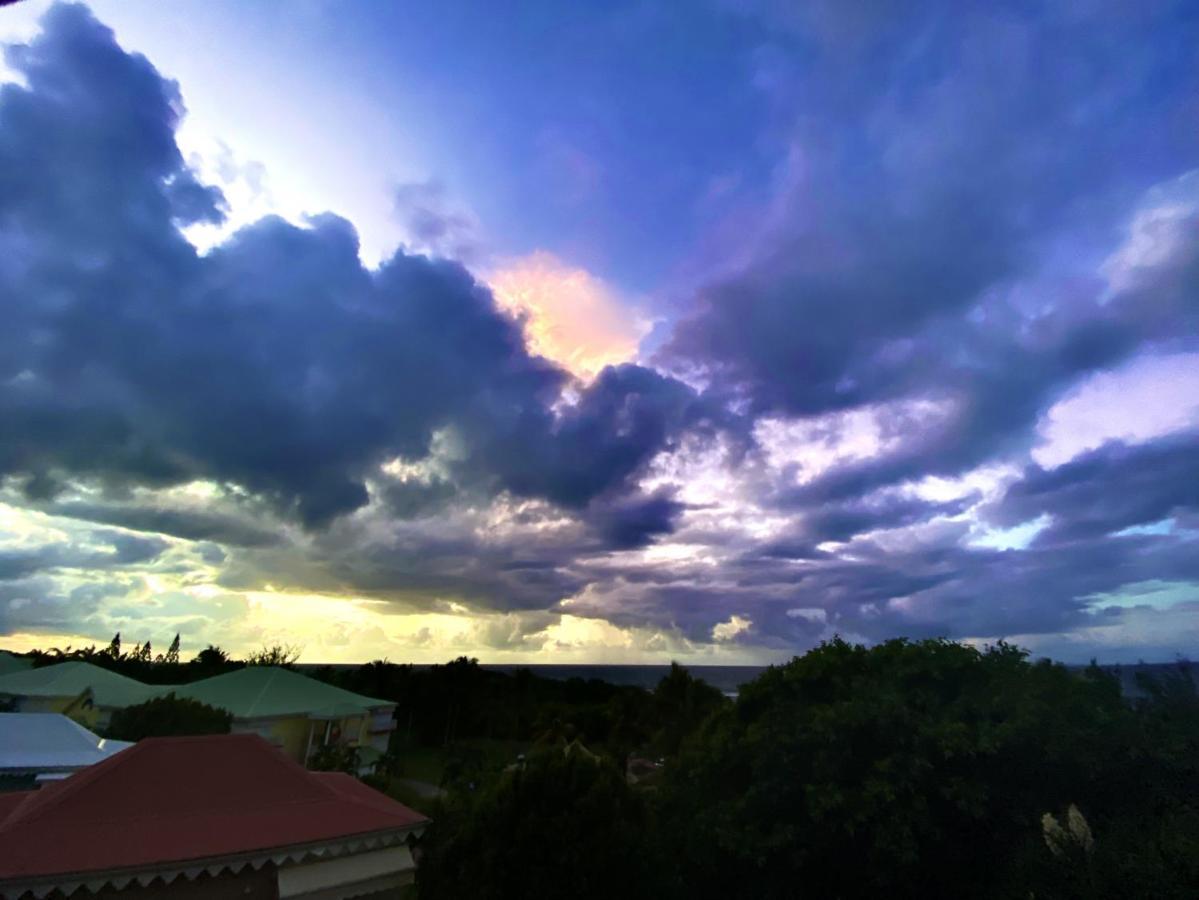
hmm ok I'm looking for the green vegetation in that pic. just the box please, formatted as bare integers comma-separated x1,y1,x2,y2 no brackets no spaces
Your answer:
13,636,1199,897
419,744,661,900
408,640,1199,900
652,639,1199,898
106,694,232,741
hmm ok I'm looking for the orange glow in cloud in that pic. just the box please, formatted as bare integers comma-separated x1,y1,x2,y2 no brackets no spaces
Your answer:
489,251,649,379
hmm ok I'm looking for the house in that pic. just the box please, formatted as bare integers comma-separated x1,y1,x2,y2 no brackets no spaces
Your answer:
0,652,31,677
0,713,132,786
0,733,428,899
0,662,166,729
173,667,396,767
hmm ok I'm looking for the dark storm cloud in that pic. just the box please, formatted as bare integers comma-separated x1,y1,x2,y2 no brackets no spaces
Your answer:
467,364,723,510
992,432,1199,545
583,488,686,550
3,1,1198,658
0,531,167,581
37,499,283,548
665,2,1199,496
569,523,1199,650
223,518,594,614
759,491,975,558
0,576,128,635
0,4,706,531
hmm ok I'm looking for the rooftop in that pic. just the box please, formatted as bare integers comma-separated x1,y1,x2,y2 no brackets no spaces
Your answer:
0,662,166,709
0,652,31,677
0,713,132,774
173,666,392,719
0,733,427,884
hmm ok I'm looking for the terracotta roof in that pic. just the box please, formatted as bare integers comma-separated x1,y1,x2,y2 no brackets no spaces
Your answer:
0,733,427,884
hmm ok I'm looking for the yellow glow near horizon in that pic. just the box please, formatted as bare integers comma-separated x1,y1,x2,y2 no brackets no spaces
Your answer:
489,251,649,379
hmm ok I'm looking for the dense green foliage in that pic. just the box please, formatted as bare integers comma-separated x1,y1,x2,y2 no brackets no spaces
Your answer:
18,635,1199,897
407,640,1199,900
106,693,232,741
322,656,718,762
418,745,662,900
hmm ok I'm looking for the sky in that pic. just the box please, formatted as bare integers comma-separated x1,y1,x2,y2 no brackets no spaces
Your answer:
0,0,1197,665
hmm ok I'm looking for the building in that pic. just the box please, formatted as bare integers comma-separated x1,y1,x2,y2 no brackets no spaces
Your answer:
0,652,31,677
173,667,396,767
0,662,166,730
0,713,132,786
0,733,428,899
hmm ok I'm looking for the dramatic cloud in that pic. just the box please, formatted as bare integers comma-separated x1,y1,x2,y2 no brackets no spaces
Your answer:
665,3,1199,491
0,2,1196,663
0,5,704,532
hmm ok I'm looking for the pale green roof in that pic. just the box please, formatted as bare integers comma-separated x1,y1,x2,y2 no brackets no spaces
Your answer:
0,661,166,708
174,666,393,720
0,652,32,677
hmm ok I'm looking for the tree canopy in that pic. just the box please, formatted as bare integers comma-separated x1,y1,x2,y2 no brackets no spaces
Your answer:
106,694,232,742
655,638,1199,899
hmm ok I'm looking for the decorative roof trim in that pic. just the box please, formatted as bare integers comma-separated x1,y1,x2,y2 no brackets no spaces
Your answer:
0,824,425,899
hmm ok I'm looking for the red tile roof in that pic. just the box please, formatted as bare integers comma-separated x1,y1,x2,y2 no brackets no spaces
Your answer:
0,733,427,883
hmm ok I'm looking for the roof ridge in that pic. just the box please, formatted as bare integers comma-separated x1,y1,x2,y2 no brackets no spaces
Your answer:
250,666,282,716
0,734,315,830
5,734,151,828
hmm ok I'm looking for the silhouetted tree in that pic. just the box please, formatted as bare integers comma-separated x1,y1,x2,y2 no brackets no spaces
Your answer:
156,633,180,665
106,694,232,741
193,644,229,667
245,643,301,667
651,661,726,757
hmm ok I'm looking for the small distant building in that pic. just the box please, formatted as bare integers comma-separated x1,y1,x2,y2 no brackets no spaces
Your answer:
0,713,132,786
0,662,166,729
0,733,428,899
0,652,32,677
173,667,396,768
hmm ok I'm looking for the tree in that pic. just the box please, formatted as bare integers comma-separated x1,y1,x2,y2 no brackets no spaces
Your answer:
106,694,232,741
245,643,301,667
193,644,229,667
418,745,663,900
104,632,121,659
655,638,1173,900
651,661,726,757
157,633,180,665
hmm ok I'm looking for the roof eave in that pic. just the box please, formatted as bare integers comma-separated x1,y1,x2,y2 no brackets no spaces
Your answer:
0,822,428,899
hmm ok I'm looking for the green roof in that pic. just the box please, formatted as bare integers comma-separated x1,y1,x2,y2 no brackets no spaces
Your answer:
0,662,167,708
0,652,32,677
173,666,393,719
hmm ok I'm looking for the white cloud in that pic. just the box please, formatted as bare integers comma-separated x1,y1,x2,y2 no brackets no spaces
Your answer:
712,614,752,642
1034,352,1199,468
